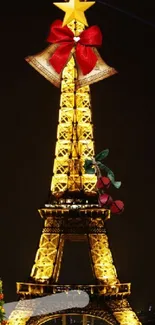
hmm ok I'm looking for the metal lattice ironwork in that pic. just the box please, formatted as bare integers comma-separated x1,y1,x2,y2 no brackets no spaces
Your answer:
88,234,118,286
51,21,97,194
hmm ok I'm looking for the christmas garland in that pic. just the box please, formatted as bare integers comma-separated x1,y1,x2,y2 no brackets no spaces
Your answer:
0,280,7,325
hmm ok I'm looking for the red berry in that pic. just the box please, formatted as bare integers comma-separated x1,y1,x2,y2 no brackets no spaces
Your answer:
111,200,124,214
99,193,113,207
97,177,111,190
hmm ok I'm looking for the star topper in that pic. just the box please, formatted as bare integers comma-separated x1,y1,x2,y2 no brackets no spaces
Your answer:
53,0,95,27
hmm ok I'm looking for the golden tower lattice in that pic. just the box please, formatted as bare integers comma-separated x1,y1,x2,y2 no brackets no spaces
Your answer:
8,20,142,325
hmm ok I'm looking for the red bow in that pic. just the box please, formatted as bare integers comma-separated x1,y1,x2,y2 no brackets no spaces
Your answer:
47,20,102,75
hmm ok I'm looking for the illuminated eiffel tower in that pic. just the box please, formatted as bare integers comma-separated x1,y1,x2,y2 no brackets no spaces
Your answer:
8,9,142,325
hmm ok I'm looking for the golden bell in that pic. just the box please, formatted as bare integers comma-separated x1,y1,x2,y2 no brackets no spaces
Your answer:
25,44,63,88
75,48,117,89
26,45,117,89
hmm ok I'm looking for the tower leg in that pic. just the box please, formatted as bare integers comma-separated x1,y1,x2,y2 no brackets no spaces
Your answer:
7,299,35,325
30,217,64,282
106,299,142,325
88,234,118,285
52,234,65,283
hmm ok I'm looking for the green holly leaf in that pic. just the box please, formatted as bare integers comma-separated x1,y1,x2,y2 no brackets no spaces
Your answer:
85,167,95,174
84,159,93,169
95,149,109,162
108,171,121,189
84,159,95,174
97,161,106,170
98,163,110,173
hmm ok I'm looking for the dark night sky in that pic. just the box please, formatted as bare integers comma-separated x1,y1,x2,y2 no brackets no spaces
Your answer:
0,0,155,313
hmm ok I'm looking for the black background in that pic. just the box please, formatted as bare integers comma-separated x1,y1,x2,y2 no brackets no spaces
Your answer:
0,0,155,312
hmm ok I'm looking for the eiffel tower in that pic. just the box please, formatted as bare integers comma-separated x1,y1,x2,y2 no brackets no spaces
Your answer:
8,7,142,325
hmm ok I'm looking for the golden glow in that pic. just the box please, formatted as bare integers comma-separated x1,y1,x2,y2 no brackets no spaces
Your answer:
30,216,64,282
30,233,60,280
51,21,97,194
113,301,142,325
89,234,118,285
114,311,142,325
53,0,95,26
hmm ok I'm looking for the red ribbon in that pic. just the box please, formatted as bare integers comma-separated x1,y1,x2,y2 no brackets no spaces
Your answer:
47,20,102,75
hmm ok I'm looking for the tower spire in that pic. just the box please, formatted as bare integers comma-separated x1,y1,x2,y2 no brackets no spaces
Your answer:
50,21,97,196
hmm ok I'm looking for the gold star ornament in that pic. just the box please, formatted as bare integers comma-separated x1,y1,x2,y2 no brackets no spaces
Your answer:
53,0,95,27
